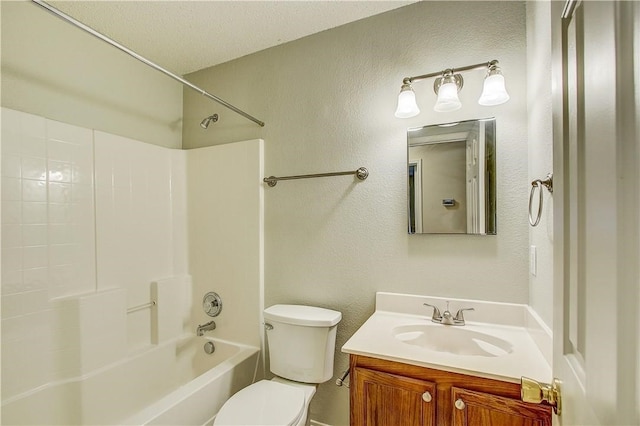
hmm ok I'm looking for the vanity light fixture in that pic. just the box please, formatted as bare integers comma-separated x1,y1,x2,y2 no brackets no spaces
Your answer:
394,60,509,118
394,83,420,118
433,70,463,112
478,62,510,106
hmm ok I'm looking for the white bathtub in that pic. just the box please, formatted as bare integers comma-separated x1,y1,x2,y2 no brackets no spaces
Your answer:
1,336,260,425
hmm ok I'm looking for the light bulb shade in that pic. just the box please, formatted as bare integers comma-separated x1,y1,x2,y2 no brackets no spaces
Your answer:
434,82,462,112
395,84,420,118
478,73,510,106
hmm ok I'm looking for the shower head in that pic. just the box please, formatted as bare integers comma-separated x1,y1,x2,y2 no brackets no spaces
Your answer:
200,114,219,129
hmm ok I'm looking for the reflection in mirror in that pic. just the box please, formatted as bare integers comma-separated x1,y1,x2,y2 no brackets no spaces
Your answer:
408,118,496,235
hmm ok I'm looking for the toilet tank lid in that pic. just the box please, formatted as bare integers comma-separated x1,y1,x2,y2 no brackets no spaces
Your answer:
264,304,342,327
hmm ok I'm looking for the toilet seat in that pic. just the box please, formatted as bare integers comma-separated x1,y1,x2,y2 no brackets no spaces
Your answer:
214,380,306,426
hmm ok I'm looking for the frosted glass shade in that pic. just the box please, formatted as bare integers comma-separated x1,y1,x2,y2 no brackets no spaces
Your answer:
395,86,420,118
478,73,510,106
433,82,462,112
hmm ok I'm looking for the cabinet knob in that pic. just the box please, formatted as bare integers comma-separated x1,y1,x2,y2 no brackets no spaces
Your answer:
422,391,432,403
455,398,466,410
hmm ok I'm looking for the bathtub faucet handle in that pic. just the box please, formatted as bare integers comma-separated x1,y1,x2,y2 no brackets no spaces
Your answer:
197,320,216,336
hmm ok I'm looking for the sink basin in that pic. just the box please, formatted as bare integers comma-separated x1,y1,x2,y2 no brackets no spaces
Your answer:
392,324,514,357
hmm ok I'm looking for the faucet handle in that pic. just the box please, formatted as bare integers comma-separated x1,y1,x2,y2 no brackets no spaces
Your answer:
423,303,442,321
453,308,475,322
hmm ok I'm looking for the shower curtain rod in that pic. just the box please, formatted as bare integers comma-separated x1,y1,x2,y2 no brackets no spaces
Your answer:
30,0,265,128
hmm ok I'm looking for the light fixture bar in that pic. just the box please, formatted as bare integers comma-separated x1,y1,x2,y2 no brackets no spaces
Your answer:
403,60,497,85
395,59,508,117
30,0,265,127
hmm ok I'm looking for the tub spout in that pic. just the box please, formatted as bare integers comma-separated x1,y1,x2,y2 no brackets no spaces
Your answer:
197,320,216,336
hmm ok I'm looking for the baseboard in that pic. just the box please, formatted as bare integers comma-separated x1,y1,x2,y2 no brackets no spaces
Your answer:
309,420,333,426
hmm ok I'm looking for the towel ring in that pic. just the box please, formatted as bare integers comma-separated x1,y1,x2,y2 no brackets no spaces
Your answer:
529,173,553,227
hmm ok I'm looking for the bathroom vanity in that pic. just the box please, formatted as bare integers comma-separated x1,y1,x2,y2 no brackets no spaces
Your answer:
349,355,550,425
342,293,553,426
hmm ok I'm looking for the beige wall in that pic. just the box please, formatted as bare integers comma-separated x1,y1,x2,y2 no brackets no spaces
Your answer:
1,1,183,148
184,2,529,424
526,0,554,329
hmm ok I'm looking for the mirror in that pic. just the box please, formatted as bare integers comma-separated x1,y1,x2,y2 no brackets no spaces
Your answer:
408,118,496,235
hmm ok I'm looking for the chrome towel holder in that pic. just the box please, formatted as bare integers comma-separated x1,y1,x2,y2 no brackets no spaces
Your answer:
529,173,553,227
263,167,369,187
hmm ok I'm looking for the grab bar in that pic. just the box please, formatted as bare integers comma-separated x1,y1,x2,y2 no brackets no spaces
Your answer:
529,173,553,227
126,300,156,314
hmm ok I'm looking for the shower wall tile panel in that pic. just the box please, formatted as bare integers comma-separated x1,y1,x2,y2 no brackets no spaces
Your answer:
1,108,96,398
170,151,189,276
2,108,189,400
49,289,127,377
186,140,264,347
94,131,174,351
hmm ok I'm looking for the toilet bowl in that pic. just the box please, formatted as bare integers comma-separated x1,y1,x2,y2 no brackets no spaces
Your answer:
213,304,341,426
214,378,316,426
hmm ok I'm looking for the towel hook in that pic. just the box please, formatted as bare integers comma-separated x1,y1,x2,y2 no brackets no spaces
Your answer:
529,173,553,227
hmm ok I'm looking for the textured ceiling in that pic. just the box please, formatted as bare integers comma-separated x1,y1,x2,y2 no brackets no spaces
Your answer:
49,1,417,75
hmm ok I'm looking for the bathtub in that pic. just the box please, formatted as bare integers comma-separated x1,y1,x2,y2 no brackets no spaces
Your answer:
1,336,260,425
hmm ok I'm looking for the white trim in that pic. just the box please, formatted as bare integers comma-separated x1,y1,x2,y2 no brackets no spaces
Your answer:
309,420,333,426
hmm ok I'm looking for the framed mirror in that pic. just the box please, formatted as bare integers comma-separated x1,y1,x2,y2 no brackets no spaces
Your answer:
408,118,496,235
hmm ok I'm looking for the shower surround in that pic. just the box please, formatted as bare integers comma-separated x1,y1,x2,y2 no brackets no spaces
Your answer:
1,108,264,424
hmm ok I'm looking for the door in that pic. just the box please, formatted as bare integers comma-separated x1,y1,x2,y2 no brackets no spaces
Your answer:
552,1,639,424
351,367,436,426
465,124,480,234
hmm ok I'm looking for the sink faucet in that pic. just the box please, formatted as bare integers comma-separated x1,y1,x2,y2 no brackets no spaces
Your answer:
423,301,474,326
197,320,216,336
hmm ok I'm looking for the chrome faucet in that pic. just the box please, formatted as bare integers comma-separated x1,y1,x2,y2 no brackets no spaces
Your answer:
197,320,216,336
423,301,474,326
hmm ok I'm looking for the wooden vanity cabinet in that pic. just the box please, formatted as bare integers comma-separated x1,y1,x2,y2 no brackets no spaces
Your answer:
350,355,551,426
352,367,436,426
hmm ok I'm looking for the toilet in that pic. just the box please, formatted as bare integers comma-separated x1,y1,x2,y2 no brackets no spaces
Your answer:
214,304,342,426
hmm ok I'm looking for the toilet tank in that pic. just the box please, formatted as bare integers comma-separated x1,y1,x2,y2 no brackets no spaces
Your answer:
264,304,342,384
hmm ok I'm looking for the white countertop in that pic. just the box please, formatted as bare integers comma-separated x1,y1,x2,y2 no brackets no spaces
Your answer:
342,292,551,384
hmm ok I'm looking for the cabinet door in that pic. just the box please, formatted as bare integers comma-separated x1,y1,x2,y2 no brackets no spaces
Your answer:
351,367,436,426
451,387,551,426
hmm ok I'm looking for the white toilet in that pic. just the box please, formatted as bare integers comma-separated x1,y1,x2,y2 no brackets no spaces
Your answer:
214,304,342,426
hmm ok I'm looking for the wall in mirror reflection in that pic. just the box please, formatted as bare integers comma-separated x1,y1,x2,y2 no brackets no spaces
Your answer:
408,118,496,235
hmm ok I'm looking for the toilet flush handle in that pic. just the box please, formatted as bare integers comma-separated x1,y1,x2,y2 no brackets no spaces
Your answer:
264,323,273,331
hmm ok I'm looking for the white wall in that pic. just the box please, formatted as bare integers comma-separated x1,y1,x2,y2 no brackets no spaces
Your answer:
526,1,554,329
186,140,264,348
183,3,529,424
1,1,183,149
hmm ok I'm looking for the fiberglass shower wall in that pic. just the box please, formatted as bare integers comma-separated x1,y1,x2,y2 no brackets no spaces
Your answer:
1,108,189,400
